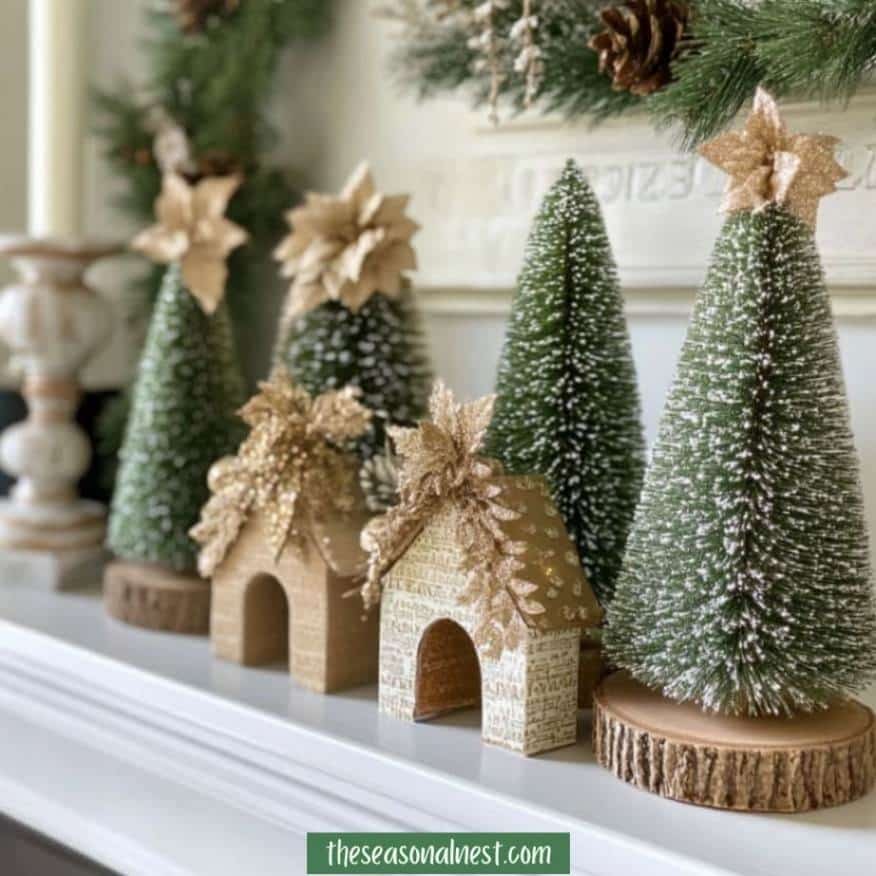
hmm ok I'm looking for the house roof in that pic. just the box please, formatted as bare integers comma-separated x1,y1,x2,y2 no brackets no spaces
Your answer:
387,474,603,633
217,503,370,582
495,475,602,633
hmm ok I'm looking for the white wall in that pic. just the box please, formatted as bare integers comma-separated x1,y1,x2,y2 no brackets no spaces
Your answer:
0,0,29,286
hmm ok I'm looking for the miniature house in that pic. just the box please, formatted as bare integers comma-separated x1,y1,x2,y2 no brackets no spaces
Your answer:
377,475,602,756
210,507,378,693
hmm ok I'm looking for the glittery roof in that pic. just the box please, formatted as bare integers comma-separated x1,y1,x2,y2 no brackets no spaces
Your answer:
387,474,603,635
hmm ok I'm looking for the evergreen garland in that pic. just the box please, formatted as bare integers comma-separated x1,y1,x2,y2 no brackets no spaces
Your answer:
486,160,646,606
96,0,330,327
382,0,876,146
276,290,433,461
606,206,876,716
108,266,245,573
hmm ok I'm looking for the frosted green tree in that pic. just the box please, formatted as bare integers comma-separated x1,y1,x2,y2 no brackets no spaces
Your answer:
108,173,247,573
108,266,245,571
273,163,432,463
277,290,432,461
606,90,876,716
486,159,646,605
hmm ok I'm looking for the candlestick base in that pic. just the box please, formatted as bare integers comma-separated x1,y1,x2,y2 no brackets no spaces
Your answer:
0,236,120,590
0,497,106,589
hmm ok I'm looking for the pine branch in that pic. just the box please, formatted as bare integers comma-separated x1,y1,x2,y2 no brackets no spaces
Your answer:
653,0,876,148
752,0,876,100
383,0,876,147
648,0,765,150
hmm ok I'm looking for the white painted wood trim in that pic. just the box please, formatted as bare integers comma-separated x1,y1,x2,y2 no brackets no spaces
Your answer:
0,615,730,876
0,587,873,876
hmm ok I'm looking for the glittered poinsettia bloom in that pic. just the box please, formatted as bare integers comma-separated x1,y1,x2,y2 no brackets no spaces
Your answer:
132,173,248,314
359,381,535,657
191,366,371,578
699,87,848,229
273,162,420,326
389,381,499,506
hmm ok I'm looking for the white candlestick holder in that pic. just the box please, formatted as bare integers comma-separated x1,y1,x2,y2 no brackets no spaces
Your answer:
0,236,120,589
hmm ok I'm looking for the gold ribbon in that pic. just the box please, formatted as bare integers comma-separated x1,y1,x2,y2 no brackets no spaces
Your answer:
191,366,371,578
274,162,419,329
699,87,847,229
132,173,248,314
360,381,544,658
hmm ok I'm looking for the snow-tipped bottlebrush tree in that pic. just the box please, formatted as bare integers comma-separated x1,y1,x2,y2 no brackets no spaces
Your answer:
606,89,876,716
273,163,433,463
108,175,247,573
486,159,646,606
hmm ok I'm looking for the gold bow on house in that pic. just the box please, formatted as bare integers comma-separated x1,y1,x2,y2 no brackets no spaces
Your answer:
132,173,248,313
360,382,546,658
191,366,372,578
699,87,848,230
273,162,419,328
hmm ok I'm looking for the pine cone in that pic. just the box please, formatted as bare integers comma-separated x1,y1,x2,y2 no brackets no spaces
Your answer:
176,0,240,35
589,0,688,97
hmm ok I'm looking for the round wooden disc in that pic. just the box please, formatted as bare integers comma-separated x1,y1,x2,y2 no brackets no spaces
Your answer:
103,561,210,635
593,671,876,813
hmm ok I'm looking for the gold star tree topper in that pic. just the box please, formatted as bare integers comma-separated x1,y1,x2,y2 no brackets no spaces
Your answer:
132,173,248,314
274,162,419,327
699,87,848,229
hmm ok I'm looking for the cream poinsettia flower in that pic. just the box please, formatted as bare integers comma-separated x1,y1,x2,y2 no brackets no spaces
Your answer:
132,173,248,314
274,162,420,326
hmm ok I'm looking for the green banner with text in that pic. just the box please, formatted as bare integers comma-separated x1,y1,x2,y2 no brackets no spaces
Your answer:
306,833,570,874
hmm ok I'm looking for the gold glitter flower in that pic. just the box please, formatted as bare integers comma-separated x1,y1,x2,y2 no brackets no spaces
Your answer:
699,87,847,229
360,381,545,658
191,366,371,578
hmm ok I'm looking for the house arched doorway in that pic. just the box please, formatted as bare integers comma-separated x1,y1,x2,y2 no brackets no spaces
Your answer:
414,619,481,721
242,573,290,667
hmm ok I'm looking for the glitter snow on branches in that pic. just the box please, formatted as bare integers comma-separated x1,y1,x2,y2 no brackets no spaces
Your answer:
606,207,876,716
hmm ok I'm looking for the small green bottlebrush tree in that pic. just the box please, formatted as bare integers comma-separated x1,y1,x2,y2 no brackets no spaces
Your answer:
108,175,247,573
486,160,646,606
277,291,432,461
606,89,876,716
273,163,432,462
108,266,245,571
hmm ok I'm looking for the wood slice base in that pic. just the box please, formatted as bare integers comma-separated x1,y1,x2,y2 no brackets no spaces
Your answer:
593,672,876,813
104,561,210,635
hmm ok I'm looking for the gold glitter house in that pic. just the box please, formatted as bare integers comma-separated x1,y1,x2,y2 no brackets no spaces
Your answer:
375,475,602,756
191,367,379,693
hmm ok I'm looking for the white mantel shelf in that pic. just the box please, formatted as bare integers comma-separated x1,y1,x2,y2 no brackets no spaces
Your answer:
0,582,873,876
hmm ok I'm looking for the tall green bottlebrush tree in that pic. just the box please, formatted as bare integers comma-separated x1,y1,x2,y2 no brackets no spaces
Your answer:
273,164,432,464
606,91,876,717
108,264,246,572
486,159,646,606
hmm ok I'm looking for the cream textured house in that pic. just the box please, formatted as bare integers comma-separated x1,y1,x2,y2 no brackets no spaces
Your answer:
378,475,602,756
210,508,378,693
